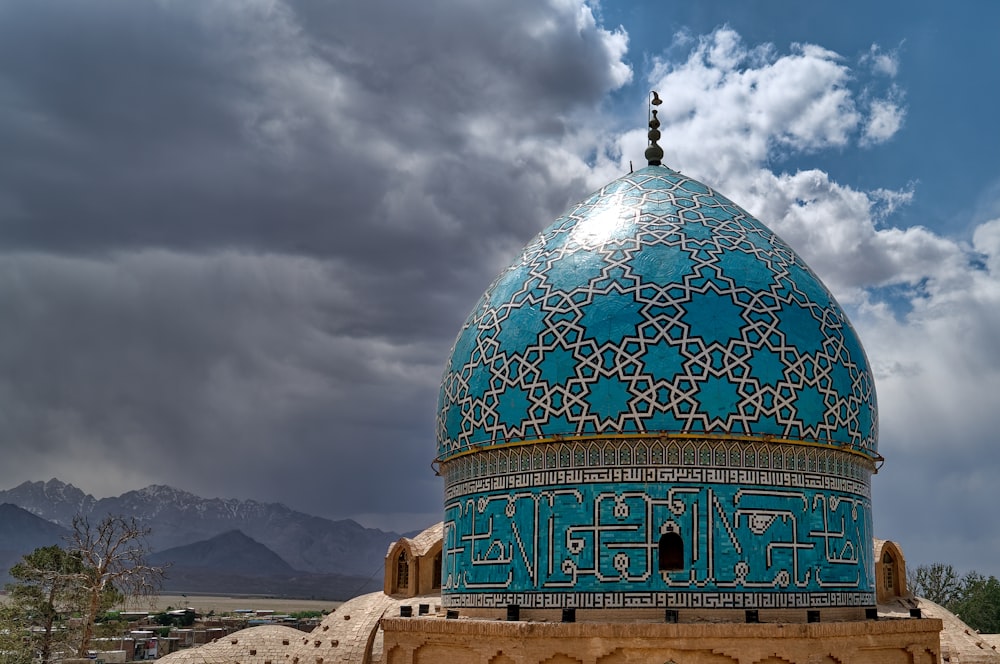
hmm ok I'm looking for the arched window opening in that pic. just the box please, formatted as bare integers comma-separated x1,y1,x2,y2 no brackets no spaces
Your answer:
396,551,409,590
658,532,684,572
432,551,442,589
882,551,895,593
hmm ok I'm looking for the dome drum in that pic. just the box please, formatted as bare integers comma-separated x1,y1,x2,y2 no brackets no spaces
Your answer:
440,435,874,612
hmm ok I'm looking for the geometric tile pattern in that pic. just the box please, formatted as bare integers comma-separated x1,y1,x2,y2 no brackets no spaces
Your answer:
437,166,878,462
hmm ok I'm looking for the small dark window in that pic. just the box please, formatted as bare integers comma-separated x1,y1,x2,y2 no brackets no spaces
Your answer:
658,532,684,571
432,551,442,589
397,550,409,590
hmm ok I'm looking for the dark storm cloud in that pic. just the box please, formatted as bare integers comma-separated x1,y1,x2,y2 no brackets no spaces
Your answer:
874,439,1000,574
0,249,445,519
0,0,631,524
0,0,626,256
0,0,627,322
0,1,376,254
288,0,629,112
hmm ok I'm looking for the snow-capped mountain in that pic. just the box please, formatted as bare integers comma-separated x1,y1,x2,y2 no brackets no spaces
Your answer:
0,479,96,526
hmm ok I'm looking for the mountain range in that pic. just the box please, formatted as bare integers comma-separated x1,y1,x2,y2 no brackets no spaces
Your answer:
0,503,70,583
0,479,411,599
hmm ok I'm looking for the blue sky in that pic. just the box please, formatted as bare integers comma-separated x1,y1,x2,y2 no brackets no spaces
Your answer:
0,0,999,578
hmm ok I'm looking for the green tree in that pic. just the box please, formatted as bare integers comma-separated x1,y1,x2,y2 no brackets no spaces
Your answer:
4,545,86,663
951,572,1000,634
151,609,195,627
909,563,1000,634
68,514,165,657
0,604,35,664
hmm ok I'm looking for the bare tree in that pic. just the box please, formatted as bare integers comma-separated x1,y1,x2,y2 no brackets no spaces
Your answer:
67,514,165,657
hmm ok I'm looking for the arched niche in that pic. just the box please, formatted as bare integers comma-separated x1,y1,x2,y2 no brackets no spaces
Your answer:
384,541,416,596
874,539,908,603
658,531,684,572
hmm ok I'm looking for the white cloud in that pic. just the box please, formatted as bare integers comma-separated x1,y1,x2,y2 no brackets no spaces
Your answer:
644,28,862,186
974,218,1000,271
870,185,916,222
862,98,906,145
735,169,963,297
863,43,901,77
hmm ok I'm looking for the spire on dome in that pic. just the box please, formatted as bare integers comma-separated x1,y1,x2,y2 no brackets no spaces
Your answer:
645,90,664,166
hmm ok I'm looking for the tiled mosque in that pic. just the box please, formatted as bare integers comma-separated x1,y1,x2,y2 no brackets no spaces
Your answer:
160,100,975,663
381,103,942,662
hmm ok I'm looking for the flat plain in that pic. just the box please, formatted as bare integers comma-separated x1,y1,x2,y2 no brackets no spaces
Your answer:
125,594,343,615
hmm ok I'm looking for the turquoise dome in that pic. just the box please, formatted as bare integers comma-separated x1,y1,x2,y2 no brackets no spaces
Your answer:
437,166,877,462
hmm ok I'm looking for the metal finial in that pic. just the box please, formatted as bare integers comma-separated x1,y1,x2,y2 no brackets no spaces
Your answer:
646,90,663,166
645,91,664,166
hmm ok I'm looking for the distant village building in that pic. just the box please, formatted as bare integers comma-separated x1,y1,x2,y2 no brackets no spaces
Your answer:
159,101,999,663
